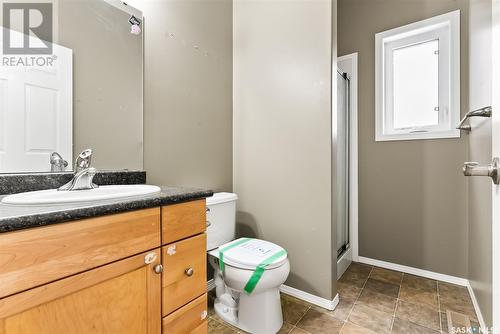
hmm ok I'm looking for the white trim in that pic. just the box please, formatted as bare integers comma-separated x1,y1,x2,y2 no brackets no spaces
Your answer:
279,285,339,311
375,10,461,142
103,0,143,18
466,281,487,331
358,256,468,286
338,52,359,263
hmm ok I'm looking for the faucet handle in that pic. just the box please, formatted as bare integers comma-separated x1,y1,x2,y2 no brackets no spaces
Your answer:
75,149,93,172
50,152,68,172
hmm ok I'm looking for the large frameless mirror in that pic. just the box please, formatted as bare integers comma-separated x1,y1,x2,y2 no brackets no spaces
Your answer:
0,0,143,173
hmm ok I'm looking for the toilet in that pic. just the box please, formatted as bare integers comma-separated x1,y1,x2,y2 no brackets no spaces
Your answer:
206,193,290,334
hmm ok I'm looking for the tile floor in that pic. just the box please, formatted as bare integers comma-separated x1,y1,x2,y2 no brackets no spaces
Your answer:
208,262,480,334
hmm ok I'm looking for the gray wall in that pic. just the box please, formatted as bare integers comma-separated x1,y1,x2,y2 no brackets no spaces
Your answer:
468,0,492,326
338,0,469,277
233,0,336,300
59,0,143,170
141,0,233,191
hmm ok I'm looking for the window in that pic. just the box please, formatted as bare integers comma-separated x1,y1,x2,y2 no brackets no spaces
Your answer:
375,10,460,141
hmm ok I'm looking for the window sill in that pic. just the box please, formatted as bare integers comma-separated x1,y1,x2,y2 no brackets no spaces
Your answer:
375,129,461,142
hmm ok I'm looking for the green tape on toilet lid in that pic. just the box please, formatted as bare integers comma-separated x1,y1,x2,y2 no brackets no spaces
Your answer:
244,249,288,294
218,237,252,272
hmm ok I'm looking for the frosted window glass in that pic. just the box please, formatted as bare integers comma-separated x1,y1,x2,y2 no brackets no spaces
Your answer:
393,39,439,129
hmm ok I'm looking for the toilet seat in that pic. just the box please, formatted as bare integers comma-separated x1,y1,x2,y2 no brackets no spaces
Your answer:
209,238,288,270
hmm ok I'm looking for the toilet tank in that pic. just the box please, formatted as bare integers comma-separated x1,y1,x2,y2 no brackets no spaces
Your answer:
206,192,238,251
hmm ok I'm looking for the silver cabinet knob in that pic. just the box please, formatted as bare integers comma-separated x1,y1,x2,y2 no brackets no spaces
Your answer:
153,264,163,274
463,157,500,185
185,267,194,277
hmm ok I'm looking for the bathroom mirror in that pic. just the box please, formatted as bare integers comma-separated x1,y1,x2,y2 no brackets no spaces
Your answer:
0,0,143,173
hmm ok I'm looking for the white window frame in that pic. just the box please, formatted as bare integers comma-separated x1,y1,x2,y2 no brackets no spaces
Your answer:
375,10,461,141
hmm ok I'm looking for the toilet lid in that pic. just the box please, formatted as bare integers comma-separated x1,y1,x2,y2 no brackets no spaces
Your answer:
216,238,288,270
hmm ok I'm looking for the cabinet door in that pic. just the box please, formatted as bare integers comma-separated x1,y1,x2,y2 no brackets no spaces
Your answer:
0,249,162,334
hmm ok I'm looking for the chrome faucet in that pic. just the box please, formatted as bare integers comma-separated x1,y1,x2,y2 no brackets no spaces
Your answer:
58,149,99,191
50,152,68,172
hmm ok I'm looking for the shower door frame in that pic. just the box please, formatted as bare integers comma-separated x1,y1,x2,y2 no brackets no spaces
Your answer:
336,52,359,279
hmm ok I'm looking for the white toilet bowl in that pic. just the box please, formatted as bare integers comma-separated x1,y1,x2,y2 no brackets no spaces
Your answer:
206,193,290,333
208,238,290,334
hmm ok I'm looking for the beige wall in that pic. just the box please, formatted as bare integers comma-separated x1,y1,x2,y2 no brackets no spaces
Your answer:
233,0,336,299
468,0,492,326
141,0,233,191
59,0,143,170
338,0,469,277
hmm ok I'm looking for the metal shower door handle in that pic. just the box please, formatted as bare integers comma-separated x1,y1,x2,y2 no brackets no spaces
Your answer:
462,158,500,185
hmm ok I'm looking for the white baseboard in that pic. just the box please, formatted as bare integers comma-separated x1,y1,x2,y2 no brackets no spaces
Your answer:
279,284,339,311
358,256,468,286
466,281,487,330
357,256,486,330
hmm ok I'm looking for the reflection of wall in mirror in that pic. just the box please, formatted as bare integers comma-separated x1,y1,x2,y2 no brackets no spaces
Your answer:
59,0,143,171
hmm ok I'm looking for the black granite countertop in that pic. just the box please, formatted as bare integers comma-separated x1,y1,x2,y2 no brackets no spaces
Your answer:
0,186,213,233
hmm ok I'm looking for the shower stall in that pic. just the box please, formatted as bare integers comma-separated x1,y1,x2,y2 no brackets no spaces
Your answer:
335,53,357,279
336,69,350,260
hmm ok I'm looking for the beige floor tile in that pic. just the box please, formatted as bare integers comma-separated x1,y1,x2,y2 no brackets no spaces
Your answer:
399,285,439,309
337,281,362,300
289,327,310,334
281,293,314,307
356,289,396,314
208,317,238,334
369,267,403,285
363,278,400,298
277,322,295,334
348,262,373,275
339,270,370,289
401,274,437,293
440,299,477,321
281,295,310,325
296,309,344,334
438,282,470,298
438,285,477,321
391,317,440,334
348,303,393,333
311,296,355,321
340,322,378,334
395,300,440,331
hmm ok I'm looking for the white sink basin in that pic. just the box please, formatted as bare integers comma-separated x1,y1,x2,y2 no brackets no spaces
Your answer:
1,185,161,206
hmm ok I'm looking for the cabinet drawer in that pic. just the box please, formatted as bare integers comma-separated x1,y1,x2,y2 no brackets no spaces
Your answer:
0,208,161,298
162,200,206,244
162,294,207,334
162,234,206,315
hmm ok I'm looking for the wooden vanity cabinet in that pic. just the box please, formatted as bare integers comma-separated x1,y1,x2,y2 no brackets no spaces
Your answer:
0,199,209,334
0,249,162,334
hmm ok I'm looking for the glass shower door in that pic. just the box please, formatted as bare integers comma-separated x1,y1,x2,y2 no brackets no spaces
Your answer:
336,71,350,259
